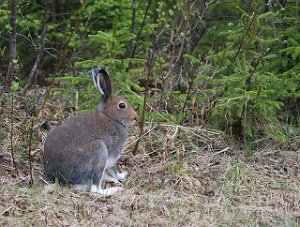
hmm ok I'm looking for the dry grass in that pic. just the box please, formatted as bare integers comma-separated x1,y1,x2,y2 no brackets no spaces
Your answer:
0,92,300,226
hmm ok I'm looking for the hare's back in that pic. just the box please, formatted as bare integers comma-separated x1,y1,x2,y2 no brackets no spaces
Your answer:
43,112,109,183
45,112,109,152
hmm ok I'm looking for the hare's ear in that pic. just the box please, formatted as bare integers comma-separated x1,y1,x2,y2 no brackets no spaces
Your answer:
91,67,112,103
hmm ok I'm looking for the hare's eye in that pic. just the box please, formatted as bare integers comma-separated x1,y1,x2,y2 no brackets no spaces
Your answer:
118,102,127,110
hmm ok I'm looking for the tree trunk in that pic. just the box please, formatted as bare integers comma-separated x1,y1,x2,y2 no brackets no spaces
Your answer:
5,0,17,91
51,0,56,22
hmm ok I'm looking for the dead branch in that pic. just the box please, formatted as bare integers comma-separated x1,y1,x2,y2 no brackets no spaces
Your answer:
22,4,48,96
10,92,18,175
133,50,154,154
165,0,196,83
229,9,259,69
129,0,152,59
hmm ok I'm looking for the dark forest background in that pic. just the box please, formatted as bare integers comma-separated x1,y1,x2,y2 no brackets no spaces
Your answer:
0,0,299,149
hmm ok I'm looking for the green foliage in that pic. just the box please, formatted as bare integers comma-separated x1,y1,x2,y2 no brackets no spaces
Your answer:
54,74,99,112
11,80,20,94
1,0,299,148
73,8,145,113
193,3,300,146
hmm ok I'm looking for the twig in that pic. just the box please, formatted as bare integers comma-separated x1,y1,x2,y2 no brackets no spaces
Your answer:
245,48,271,91
22,4,48,96
27,58,41,184
165,0,196,82
16,33,36,48
267,0,277,38
180,72,196,115
1,164,15,171
212,147,230,156
128,0,136,57
124,125,160,152
75,90,79,115
27,113,35,184
163,128,169,164
191,96,196,127
229,9,259,69
160,124,221,135
128,123,222,156
129,0,152,59
132,51,154,154
126,0,152,73
10,91,18,175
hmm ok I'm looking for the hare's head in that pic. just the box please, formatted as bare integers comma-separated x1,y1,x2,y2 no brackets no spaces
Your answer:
91,67,137,127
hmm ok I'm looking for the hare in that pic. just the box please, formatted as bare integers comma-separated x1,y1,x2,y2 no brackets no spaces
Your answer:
43,67,137,195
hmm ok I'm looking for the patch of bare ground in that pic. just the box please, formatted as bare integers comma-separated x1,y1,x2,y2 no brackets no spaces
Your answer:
1,92,299,226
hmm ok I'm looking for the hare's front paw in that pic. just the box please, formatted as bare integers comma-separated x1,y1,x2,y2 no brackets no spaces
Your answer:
105,168,128,182
91,185,123,195
117,171,128,181
103,172,121,184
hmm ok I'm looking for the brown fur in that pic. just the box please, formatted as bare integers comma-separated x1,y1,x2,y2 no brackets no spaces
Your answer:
43,68,137,194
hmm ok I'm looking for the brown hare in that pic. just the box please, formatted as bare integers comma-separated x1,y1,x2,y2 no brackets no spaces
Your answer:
43,67,137,195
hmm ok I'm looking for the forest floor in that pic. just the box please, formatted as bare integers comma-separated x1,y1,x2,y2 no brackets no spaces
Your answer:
0,91,300,226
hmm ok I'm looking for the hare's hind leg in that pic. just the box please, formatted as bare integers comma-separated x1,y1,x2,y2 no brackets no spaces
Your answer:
91,163,123,195
102,171,121,184
90,141,122,195
116,170,128,180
